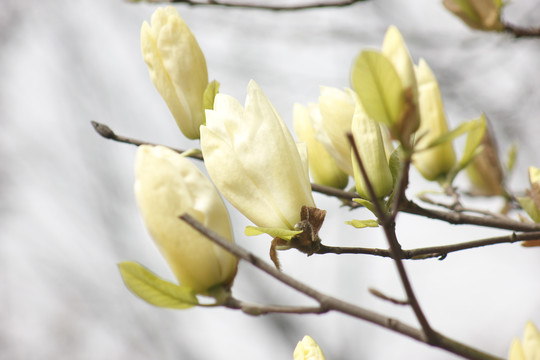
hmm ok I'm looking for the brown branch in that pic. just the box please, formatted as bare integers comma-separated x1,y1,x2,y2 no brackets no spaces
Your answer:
129,0,366,11
91,121,540,233
90,121,203,160
317,231,540,259
180,213,503,360
347,133,436,343
224,297,327,316
503,22,540,38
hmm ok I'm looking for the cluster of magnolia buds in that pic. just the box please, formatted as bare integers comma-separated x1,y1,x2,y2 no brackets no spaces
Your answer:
117,6,539,358
121,5,519,305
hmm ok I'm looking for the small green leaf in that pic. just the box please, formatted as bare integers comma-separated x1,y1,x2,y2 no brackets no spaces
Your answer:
203,80,220,112
517,197,540,223
353,198,377,213
458,114,487,170
118,261,198,309
244,226,302,241
351,50,404,128
345,219,379,228
505,143,518,174
420,120,476,151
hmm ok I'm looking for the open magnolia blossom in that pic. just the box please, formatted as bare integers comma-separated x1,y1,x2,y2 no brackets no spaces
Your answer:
315,86,357,175
200,80,316,231
413,58,456,181
293,103,349,189
509,322,540,360
293,335,326,360
141,7,208,139
351,94,394,199
134,145,237,294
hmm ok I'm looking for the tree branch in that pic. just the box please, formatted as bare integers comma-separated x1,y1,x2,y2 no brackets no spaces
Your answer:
503,22,540,38
180,213,503,360
128,0,367,11
347,133,436,343
224,297,327,315
90,121,203,160
317,231,540,259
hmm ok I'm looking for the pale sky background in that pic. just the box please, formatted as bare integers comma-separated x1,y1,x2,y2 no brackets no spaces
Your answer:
1,0,540,359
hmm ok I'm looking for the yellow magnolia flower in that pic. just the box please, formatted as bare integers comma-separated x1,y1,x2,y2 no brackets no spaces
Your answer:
316,86,357,175
293,103,348,189
200,80,315,230
413,58,456,181
509,322,540,360
293,335,326,360
141,7,208,139
134,145,237,295
443,0,504,31
351,94,394,199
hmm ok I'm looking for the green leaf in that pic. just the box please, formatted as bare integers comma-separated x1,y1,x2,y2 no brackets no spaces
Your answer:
345,219,379,228
118,262,198,309
351,50,404,127
353,198,376,212
419,120,477,151
505,143,518,174
517,197,540,223
203,80,220,112
458,114,487,170
244,226,302,241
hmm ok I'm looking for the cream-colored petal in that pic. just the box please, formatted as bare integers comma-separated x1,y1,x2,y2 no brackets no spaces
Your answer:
293,336,326,360
318,86,356,175
201,81,315,230
351,98,393,199
509,339,526,360
141,7,208,139
135,145,237,294
412,58,456,181
523,322,540,360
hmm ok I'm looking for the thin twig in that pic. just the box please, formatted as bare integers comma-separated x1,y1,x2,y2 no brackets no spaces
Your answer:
418,194,508,220
224,297,327,315
180,213,503,360
129,0,366,11
503,22,540,38
347,132,436,343
91,121,540,233
90,121,203,160
317,231,540,259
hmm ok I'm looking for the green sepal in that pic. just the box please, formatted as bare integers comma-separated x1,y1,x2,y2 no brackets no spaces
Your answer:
244,226,302,241
353,198,377,213
351,50,404,128
118,261,198,309
419,120,477,151
203,80,221,112
388,146,402,186
345,219,379,228
517,197,540,223
505,143,518,175
443,114,487,186
457,114,487,170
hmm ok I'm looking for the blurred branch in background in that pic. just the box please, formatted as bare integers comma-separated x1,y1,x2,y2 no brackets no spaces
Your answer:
127,0,366,11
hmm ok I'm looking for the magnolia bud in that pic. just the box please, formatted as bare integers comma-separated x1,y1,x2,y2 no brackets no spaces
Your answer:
200,80,316,231
293,103,349,189
443,0,504,31
351,96,394,199
293,335,326,360
508,322,540,360
413,59,456,181
316,86,357,175
141,7,208,139
135,145,237,294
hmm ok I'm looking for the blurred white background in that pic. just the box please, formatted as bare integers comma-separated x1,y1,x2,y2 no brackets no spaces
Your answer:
1,0,540,359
